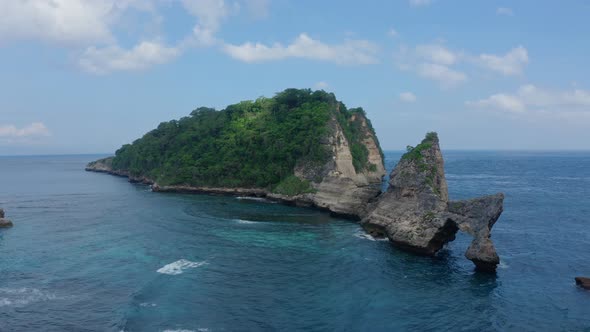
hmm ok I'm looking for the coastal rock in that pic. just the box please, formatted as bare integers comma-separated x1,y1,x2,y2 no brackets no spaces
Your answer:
362,133,505,271
301,113,385,218
447,194,504,271
0,209,13,228
575,277,590,290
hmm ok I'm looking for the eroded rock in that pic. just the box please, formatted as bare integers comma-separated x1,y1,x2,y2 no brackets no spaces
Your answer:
362,133,505,271
0,208,13,228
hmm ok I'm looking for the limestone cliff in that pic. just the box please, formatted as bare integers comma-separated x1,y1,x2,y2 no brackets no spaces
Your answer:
272,112,386,218
362,133,504,271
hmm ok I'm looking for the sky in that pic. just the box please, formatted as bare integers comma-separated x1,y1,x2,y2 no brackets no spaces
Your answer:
1,0,590,155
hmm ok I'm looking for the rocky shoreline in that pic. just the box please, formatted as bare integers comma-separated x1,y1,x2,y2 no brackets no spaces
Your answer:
85,159,359,218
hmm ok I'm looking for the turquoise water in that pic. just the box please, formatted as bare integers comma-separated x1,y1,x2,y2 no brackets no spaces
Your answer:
0,152,589,331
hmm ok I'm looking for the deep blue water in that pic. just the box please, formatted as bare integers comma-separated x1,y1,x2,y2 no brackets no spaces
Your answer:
0,151,589,331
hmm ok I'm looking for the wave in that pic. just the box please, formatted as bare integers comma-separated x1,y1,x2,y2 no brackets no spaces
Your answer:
233,219,260,224
157,259,207,275
354,231,388,242
0,287,60,307
163,329,209,332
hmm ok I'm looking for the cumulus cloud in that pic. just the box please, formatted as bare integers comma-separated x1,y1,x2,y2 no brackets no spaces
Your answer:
417,63,467,87
410,0,432,7
0,122,51,139
0,1,117,45
223,33,379,64
415,43,459,66
466,85,590,114
477,46,528,75
395,42,467,87
399,92,417,102
496,7,514,16
395,42,529,87
78,41,180,74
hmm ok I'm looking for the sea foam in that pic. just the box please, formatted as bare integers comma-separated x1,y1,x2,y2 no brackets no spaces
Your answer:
157,259,207,275
0,287,60,307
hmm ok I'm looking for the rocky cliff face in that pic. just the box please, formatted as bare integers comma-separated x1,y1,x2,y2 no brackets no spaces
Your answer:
362,133,504,271
0,208,13,228
277,113,386,218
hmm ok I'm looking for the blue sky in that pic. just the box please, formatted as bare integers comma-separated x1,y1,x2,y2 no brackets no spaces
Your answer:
1,0,589,155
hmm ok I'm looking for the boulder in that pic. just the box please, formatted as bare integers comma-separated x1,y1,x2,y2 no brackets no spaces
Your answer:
575,277,590,290
0,209,12,228
362,132,505,271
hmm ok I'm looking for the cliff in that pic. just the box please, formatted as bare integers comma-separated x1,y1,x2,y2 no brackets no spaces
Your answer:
87,89,386,218
362,133,504,271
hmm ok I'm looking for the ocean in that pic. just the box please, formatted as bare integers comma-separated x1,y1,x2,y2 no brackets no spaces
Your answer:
0,151,589,331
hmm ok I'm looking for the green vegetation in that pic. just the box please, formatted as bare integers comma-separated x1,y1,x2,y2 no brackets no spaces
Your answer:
402,132,441,196
401,131,438,162
110,89,383,191
272,175,316,196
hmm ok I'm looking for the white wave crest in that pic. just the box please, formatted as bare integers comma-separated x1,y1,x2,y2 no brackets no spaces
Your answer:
354,231,388,242
157,259,207,275
233,219,259,224
0,287,59,307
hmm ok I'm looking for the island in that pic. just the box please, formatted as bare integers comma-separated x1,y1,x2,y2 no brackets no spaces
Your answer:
87,89,505,271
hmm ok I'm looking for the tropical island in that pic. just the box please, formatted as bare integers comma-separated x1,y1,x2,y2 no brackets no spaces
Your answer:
87,88,504,271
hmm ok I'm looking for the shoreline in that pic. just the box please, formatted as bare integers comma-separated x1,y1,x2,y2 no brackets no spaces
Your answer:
84,167,362,220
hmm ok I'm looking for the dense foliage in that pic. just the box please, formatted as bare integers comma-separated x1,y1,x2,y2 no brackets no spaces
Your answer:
111,89,381,192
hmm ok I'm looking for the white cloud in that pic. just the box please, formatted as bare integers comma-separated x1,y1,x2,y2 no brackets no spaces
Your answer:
0,1,119,45
466,85,590,114
399,92,417,102
0,122,51,138
496,7,514,16
388,28,398,37
223,33,379,64
466,93,525,113
181,0,233,31
395,42,529,87
415,43,459,65
477,46,528,75
417,63,467,87
78,41,180,74
410,0,432,7
314,81,330,90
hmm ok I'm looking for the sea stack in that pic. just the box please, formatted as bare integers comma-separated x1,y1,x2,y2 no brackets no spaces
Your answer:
362,132,505,272
0,208,13,228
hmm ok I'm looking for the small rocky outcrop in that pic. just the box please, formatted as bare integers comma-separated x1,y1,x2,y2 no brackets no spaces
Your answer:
362,133,505,272
0,208,13,228
575,277,590,290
